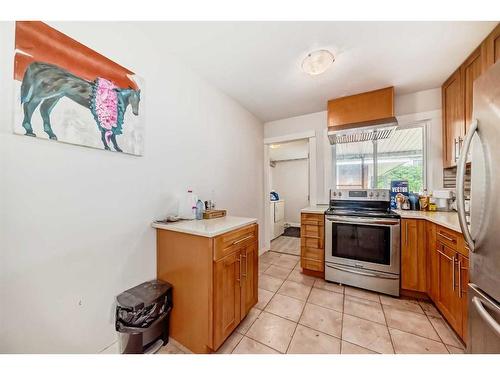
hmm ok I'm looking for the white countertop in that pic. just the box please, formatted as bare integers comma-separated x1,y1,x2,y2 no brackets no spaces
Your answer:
301,205,328,214
395,209,462,233
152,216,257,237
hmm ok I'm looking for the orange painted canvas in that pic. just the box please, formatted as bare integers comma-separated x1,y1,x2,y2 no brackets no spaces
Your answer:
13,21,144,155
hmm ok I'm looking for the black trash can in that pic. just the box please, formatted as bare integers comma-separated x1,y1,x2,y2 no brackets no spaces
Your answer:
115,280,173,354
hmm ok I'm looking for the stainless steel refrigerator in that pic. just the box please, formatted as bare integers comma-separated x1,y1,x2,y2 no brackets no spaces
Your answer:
457,60,500,354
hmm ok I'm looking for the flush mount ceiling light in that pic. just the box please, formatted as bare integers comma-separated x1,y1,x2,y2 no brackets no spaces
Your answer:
301,49,334,76
269,144,281,149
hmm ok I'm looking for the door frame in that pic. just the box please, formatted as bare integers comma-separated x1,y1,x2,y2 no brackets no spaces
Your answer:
263,130,317,253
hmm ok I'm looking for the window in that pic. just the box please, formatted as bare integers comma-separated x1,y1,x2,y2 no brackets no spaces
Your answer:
332,124,425,193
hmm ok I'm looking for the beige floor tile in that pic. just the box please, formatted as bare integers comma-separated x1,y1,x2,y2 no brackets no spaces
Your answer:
344,295,386,325
265,293,306,322
271,257,297,270
232,337,280,354
259,261,272,274
277,280,312,301
390,328,448,354
216,331,244,354
260,251,281,264
255,288,274,310
236,307,262,334
287,269,317,287
264,265,292,280
344,286,380,302
446,345,465,354
259,274,284,292
287,324,341,354
379,295,424,314
246,311,297,353
158,341,185,354
383,305,440,341
308,287,344,312
419,301,441,317
271,236,300,256
314,279,344,294
342,314,394,354
428,316,464,348
341,340,377,354
299,303,342,338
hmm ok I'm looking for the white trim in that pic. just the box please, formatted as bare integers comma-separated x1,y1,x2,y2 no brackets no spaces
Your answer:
263,145,271,255
308,136,317,206
264,130,316,145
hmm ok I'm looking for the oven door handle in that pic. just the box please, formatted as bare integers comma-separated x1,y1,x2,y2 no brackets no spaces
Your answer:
326,264,399,280
326,216,400,226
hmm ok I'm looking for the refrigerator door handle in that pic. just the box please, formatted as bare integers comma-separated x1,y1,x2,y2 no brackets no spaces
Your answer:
472,296,500,338
456,119,477,252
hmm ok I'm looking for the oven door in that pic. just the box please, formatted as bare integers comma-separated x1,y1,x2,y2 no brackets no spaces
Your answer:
325,215,400,275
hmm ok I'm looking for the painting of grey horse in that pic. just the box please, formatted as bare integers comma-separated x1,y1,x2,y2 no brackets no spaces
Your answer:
19,62,141,153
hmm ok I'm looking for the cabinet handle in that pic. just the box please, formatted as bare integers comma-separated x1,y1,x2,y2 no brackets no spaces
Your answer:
233,235,253,246
236,254,242,283
405,221,408,246
454,138,459,163
241,253,247,278
458,258,462,298
437,248,455,290
437,232,456,243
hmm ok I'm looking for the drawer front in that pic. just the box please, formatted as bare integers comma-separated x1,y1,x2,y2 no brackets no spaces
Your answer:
301,246,324,261
301,236,324,249
301,213,325,227
436,226,459,250
301,223,323,239
301,257,324,272
214,224,258,261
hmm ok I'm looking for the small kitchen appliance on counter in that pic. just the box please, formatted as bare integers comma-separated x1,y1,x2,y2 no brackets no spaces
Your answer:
432,189,455,212
324,189,401,296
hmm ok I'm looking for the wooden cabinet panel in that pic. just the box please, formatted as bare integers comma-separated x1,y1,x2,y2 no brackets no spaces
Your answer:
401,219,427,292
436,226,459,250
327,86,394,130
434,243,462,335
240,241,258,318
213,224,257,261
483,23,500,70
442,69,464,168
300,213,325,274
301,213,325,226
426,222,438,301
301,257,324,272
461,46,483,134
301,246,323,261
458,253,469,342
213,251,241,349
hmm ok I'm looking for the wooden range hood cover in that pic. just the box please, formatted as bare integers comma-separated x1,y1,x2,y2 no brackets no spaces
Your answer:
327,86,397,131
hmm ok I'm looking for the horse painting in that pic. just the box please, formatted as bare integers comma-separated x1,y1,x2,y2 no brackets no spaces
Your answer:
20,62,141,152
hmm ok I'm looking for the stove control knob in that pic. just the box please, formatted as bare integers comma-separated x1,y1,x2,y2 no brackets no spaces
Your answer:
369,192,374,197
338,192,342,197
333,191,337,196
375,192,380,197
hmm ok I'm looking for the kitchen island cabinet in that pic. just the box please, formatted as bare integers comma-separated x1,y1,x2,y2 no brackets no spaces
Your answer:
153,218,258,353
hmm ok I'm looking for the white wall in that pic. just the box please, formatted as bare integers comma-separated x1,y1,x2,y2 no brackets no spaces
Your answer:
0,22,264,353
264,89,443,203
271,159,309,225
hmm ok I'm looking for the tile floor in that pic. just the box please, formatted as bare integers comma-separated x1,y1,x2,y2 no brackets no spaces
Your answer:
270,235,300,256
159,250,466,355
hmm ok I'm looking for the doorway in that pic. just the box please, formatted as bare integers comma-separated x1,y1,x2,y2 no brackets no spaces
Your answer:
263,131,317,255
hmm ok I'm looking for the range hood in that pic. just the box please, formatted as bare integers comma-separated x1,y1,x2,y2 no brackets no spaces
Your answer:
327,86,398,144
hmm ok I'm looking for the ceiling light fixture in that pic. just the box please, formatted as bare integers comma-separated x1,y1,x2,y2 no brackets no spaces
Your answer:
301,49,334,76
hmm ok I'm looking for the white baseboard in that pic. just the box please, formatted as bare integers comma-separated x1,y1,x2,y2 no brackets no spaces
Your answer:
286,222,300,228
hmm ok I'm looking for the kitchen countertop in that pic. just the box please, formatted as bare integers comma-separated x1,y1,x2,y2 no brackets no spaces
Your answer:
395,209,462,233
301,204,328,214
152,216,257,237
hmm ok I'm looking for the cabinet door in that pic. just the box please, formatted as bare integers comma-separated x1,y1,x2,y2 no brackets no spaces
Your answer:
461,46,483,134
442,69,464,168
483,23,500,70
240,241,258,318
458,253,469,342
401,219,426,292
435,243,462,335
213,251,241,349
426,223,438,300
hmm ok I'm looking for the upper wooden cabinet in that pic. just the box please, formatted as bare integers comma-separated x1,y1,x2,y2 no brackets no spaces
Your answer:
327,87,395,130
442,22,499,169
442,69,464,168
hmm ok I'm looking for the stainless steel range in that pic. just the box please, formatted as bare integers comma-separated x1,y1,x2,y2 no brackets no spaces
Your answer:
324,189,401,296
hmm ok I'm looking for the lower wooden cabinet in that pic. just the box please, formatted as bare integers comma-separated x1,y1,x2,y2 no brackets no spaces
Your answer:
300,213,325,274
157,223,258,353
401,219,427,292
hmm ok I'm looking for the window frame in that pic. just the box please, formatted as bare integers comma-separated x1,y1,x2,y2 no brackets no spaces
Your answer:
331,121,428,192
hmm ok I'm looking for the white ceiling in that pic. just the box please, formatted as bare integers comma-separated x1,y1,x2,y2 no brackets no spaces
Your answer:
151,21,497,122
